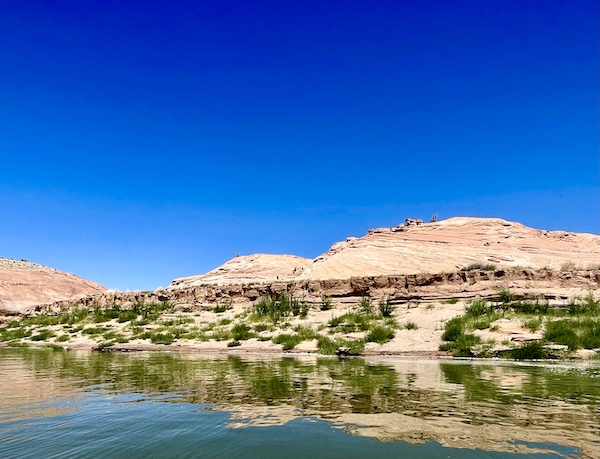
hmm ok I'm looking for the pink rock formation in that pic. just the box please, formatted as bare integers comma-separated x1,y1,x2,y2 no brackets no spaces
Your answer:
169,217,599,288
299,217,600,280
169,254,313,289
0,258,106,313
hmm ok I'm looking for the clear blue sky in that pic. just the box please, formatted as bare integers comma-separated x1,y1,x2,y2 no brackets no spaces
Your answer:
1,0,598,290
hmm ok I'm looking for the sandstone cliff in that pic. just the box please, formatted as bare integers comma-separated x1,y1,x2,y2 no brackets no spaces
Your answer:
169,217,600,289
170,254,312,289
0,258,106,313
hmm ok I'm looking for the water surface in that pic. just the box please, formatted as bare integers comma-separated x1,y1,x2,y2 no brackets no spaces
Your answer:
0,347,598,458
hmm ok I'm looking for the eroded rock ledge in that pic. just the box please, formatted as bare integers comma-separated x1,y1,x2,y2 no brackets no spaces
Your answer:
32,268,600,315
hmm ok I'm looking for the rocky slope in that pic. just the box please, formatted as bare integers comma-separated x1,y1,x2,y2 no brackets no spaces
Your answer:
298,217,600,280
0,258,106,313
170,254,312,288
169,217,600,289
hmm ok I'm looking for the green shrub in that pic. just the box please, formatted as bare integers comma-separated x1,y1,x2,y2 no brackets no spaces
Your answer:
544,320,580,350
56,334,70,342
569,292,600,315
317,336,365,355
82,326,109,336
462,263,496,271
227,340,241,347
320,294,333,311
513,298,549,314
253,323,273,333
496,287,515,305
162,316,194,326
213,299,233,313
439,333,481,357
30,329,56,341
253,293,307,323
507,341,548,360
272,333,303,350
543,318,600,350
404,322,418,330
117,309,138,323
93,304,121,322
465,299,488,317
231,323,253,341
441,316,465,342
441,298,459,304
523,317,543,332
328,313,373,333
378,298,395,317
357,297,373,315
0,327,32,341
149,332,175,345
366,326,395,344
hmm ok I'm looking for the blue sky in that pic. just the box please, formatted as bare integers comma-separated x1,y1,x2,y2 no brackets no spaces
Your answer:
0,0,598,290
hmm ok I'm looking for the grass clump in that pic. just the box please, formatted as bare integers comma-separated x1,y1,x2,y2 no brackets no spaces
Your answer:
253,322,273,333
231,323,254,341
404,321,418,330
320,294,333,311
328,313,373,333
441,298,459,304
30,329,56,341
356,297,373,315
568,292,600,315
272,333,304,350
213,299,233,313
506,341,548,360
544,318,600,350
441,316,465,342
560,261,577,271
148,332,175,345
0,327,32,341
253,293,309,323
465,299,489,317
439,316,482,356
378,298,395,317
365,326,395,344
316,336,365,355
461,263,496,271
82,326,109,336
523,317,543,332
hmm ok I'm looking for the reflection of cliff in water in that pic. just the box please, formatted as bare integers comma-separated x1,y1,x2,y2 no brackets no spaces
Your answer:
1,347,598,458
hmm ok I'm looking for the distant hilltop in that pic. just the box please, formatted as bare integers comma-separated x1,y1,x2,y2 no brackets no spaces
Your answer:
0,258,106,313
169,217,600,289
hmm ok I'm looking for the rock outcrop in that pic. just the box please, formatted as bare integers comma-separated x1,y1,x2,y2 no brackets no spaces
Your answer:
298,217,600,281
168,217,600,289
170,254,313,289
0,258,106,313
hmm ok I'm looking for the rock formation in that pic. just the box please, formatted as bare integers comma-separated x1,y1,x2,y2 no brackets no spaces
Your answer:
169,217,600,288
170,254,313,289
0,258,106,313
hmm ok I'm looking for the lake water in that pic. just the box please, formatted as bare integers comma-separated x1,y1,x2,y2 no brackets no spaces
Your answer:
0,347,598,459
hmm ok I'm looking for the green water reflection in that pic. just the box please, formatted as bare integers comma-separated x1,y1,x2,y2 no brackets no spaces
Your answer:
0,347,598,458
